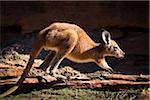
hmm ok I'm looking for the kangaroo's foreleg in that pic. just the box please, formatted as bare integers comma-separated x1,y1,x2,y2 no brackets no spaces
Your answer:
96,58,113,72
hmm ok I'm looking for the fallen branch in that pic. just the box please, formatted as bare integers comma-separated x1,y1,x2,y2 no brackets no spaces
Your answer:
0,67,149,82
101,74,150,81
0,77,149,89
0,66,149,90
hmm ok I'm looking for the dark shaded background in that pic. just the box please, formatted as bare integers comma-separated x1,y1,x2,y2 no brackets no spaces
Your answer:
0,1,149,74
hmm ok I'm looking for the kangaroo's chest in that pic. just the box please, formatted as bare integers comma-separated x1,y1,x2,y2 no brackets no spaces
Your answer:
67,46,93,63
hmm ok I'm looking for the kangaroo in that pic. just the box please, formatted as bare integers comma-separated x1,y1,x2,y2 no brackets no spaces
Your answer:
0,22,125,97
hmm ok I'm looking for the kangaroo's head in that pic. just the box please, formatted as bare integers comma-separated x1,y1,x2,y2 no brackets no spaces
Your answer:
101,29,125,58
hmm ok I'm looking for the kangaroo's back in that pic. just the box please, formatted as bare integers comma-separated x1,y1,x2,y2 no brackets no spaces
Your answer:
47,22,98,53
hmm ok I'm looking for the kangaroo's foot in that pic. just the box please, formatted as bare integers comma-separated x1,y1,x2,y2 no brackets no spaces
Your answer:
46,69,67,80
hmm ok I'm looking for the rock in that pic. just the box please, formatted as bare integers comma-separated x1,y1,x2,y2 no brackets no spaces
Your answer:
1,2,148,33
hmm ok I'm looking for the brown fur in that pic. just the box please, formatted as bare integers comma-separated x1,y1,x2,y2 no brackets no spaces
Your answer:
0,22,125,97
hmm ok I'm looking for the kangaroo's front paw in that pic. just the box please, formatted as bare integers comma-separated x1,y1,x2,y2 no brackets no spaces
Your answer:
104,68,114,74
108,69,114,74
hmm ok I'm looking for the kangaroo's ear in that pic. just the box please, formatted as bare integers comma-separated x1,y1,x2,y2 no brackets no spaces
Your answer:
101,29,111,45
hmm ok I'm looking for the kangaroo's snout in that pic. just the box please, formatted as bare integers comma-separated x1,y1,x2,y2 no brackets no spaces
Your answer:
117,51,125,58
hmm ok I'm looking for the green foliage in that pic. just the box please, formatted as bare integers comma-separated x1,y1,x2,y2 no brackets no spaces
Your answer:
1,88,142,100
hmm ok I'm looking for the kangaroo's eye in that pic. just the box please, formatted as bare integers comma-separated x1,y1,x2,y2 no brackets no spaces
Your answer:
113,47,118,51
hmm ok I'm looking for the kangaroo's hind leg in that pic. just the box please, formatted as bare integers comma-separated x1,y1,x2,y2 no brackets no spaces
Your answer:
46,30,78,79
46,48,74,79
39,51,56,71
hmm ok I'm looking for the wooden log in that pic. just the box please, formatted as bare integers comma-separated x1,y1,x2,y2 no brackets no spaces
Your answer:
0,67,149,82
0,77,149,89
101,74,150,81
0,65,149,90
53,79,150,88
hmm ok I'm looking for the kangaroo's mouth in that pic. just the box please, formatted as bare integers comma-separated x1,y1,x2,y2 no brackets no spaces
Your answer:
119,55,125,59
116,54,125,59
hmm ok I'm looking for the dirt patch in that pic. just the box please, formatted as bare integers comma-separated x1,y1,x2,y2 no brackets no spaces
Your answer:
0,47,90,79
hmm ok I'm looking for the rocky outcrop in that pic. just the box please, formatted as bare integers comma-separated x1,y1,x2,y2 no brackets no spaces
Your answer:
1,1,148,33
